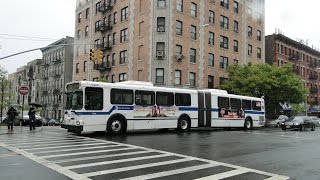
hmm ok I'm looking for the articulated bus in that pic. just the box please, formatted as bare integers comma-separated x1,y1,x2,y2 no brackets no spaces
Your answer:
62,81,265,135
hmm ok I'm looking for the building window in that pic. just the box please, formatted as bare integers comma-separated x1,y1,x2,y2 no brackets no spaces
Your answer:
84,44,87,54
176,20,183,35
156,68,164,84
175,70,181,85
220,15,228,29
234,1,239,13
120,50,127,64
220,0,229,9
86,8,89,19
95,20,100,32
191,25,197,40
220,56,228,69
85,26,89,36
83,61,87,72
139,21,144,36
234,59,239,64
138,45,143,60
257,47,261,59
77,30,80,39
191,2,197,17
209,32,214,45
248,8,252,19
95,2,101,14
113,32,116,45
209,10,215,24
208,53,214,67
234,40,238,52
257,13,262,24
176,44,182,56
78,13,81,23
157,17,165,32
257,30,262,41
248,44,252,56
120,28,128,43
176,0,183,12
113,12,117,24
189,72,196,87
157,0,166,7
248,26,252,37
234,20,238,33
121,6,128,21
119,73,127,82
190,48,196,63
112,53,115,66
76,46,80,56
208,75,214,89
156,42,165,58
220,35,228,49
76,63,79,73
111,75,115,83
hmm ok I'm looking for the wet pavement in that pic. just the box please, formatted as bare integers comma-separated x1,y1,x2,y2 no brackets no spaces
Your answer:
0,126,290,180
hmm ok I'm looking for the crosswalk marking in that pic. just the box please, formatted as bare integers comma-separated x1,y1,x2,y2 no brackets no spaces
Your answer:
0,127,290,180
83,158,193,177
22,142,108,151
53,150,150,164
121,164,219,180
40,146,135,159
66,154,171,170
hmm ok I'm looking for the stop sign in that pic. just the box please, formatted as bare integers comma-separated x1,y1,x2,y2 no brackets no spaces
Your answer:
19,86,29,96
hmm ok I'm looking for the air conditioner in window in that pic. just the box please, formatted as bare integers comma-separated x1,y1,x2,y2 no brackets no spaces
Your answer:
157,26,165,32
156,51,164,58
209,0,215,3
175,54,183,61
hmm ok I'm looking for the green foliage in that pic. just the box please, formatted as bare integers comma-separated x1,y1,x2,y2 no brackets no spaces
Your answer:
222,63,308,118
291,103,306,116
96,77,109,82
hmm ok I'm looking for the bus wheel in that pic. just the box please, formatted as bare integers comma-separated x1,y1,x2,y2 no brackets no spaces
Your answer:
107,118,125,135
178,117,190,132
244,118,252,130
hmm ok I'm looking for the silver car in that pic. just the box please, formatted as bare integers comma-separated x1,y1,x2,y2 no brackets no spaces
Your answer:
309,116,320,127
268,115,289,127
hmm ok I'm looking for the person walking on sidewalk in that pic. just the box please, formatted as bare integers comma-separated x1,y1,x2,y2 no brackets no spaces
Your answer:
6,107,17,133
28,106,36,131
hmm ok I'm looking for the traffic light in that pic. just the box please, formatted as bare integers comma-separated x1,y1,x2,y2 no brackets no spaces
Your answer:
90,48,97,61
96,49,104,63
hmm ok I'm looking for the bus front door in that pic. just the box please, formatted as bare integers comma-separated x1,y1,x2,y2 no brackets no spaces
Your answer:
198,91,212,127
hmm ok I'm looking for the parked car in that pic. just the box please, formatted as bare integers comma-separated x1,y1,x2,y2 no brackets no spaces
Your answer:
268,115,289,127
41,118,49,126
281,116,316,131
48,119,60,126
20,111,43,126
309,116,320,127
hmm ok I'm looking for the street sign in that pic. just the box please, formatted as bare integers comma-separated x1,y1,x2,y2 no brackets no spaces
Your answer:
19,86,29,96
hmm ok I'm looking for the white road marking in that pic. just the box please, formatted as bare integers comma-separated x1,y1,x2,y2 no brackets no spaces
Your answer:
53,150,151,164
23,142,108,151
122,163,219,180
83,158,193,177
33,144,119,154
1,136,85,143
16,140,95,149
8,138,89,146
66,154,171,169
195,169,251,180
40,146,135,159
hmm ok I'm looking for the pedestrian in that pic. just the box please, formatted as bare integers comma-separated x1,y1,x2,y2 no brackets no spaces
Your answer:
6,106,17,133
28,106,36,131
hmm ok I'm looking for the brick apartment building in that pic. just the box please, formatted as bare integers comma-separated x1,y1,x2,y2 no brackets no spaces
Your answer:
265,33,320,108
74,0,265,88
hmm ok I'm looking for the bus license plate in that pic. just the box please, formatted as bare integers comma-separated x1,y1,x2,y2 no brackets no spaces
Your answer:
286,126,290,128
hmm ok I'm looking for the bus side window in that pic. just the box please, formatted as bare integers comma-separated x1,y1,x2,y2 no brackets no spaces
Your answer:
85,87,103,110
156,92,174,106
218,97,229,117
135,90,155,106
242,100,252,110
175,93,191,106
252,101,261,111
111,89,133,105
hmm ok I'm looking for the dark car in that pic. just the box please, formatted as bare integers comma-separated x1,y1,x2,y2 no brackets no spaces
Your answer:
281,116,316,131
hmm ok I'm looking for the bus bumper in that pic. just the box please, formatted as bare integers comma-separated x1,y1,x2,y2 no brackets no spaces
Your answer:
67,125,83,134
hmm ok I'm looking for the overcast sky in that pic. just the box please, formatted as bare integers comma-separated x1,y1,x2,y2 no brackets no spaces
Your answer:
1,0,320,74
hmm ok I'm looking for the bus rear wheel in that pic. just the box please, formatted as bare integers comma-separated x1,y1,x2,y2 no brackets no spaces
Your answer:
177,117,190,132
244,118,253,130
107,118,125,135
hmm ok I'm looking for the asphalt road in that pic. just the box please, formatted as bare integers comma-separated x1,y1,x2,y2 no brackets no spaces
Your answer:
1,126,319,179
89,127,320,180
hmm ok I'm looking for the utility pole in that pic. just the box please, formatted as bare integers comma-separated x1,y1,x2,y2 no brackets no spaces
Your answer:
0,78,4,123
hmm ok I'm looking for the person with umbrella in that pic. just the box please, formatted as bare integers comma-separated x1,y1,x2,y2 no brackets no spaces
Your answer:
28,105,36,131
6,106,18,133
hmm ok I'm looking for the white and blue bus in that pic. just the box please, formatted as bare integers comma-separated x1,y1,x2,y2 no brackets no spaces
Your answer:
62,81,265,135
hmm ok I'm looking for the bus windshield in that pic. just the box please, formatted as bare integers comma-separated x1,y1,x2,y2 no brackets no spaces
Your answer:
66,91,83,110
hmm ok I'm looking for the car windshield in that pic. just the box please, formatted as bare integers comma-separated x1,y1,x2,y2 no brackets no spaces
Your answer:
286,117,304,122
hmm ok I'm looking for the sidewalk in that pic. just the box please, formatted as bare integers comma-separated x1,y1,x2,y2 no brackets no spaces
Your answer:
0,125,43,135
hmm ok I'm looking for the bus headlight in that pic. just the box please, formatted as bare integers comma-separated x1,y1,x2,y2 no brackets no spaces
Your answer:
76,121,81,125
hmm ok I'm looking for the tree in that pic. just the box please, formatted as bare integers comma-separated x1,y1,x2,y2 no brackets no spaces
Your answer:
0,66,14,118
95,77,109,82
221,63,308,118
